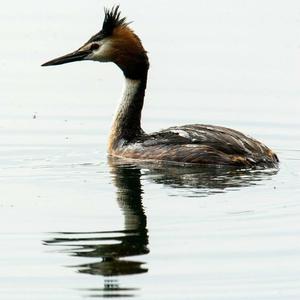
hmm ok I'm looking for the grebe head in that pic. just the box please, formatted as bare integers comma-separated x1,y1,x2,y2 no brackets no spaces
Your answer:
42,6,149,79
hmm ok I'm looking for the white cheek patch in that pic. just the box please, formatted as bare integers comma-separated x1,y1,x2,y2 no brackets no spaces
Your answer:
86,39,113,62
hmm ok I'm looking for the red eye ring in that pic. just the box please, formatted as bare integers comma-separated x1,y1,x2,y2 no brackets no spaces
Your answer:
90,43,100,51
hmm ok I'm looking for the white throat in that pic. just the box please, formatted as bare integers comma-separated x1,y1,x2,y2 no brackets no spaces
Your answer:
112,78,142,124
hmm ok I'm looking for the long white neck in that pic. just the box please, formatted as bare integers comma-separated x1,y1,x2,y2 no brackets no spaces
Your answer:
108,77,147,153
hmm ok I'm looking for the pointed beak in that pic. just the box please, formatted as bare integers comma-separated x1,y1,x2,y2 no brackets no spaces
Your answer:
41,49,91,66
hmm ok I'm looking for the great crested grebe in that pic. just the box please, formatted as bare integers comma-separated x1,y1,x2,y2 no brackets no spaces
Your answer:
42,6,278,167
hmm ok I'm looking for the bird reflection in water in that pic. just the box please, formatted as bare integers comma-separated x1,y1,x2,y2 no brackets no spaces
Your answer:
44,160,149,298
112,158,278,196
44,158,277,297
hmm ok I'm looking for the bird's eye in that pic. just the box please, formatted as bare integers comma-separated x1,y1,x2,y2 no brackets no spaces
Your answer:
90,43,100,51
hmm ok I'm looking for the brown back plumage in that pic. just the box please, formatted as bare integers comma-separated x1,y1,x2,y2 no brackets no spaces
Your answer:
113,124,279,167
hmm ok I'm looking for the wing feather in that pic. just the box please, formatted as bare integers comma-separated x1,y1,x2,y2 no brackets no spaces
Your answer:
118,124,278,167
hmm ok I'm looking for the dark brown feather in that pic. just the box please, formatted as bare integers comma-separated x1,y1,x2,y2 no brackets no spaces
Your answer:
112,124,279,167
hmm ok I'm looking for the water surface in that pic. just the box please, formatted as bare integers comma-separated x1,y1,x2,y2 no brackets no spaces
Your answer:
1,1,300,299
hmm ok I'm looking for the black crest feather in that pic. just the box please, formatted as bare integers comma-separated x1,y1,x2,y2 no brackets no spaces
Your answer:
102,6,128,36
88,6,128,43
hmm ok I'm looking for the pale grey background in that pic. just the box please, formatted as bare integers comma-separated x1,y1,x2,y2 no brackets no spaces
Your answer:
1,1,300,299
